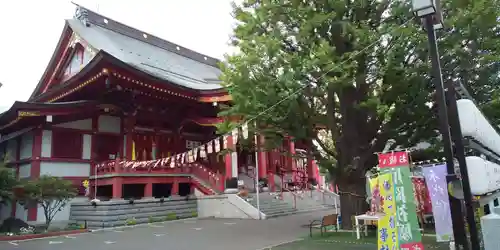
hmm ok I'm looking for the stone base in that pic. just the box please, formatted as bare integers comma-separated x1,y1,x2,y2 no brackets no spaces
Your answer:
224,188,239,194
262,187,269,192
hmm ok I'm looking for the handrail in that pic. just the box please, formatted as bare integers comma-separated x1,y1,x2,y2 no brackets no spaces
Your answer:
278,186,305,209
94,160,224,193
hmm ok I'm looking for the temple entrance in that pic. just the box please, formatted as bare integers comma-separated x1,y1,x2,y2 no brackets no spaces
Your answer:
123,184,145,199
152,183,172,198
178,182,191,196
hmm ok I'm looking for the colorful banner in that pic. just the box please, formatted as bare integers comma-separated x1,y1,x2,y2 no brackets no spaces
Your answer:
412,177,433,214
377,173,399,250
379,151,424,250
422,164,453,242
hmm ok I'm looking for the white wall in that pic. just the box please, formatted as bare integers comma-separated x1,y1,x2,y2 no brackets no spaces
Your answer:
20,132,33,159
82,134,92,160
19,163,32,179
36,197,88,225
195,190,265,220
40,162,90,177
54,119,92,130
41,130,52,158
15,202,27,221
98,115,121,133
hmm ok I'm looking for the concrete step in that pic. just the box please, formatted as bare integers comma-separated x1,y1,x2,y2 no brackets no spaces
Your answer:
242,192,334,219
265,209,299,218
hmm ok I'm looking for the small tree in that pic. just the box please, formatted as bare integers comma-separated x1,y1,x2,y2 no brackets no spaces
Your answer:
0,159,17,204
20,176,76,228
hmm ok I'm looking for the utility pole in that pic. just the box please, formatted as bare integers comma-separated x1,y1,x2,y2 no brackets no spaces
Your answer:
411,1,475,249
446,84,481,249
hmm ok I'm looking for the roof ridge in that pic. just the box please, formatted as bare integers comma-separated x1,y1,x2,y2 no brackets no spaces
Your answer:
73,5,221,68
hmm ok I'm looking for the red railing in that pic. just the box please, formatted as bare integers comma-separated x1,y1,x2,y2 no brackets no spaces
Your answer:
96,160,224,193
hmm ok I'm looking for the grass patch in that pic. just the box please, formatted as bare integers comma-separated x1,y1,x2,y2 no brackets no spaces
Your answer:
267,231,449,250
164,213,178,221
125,218,137,226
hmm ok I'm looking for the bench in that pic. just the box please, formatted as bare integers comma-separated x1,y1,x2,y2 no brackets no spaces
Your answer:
309,214,338,237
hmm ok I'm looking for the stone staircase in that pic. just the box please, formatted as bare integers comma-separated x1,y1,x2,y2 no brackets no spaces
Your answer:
246,192,298,218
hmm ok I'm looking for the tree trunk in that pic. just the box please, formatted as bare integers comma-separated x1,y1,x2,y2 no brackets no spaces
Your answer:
44,209,52,230
337,179,368,230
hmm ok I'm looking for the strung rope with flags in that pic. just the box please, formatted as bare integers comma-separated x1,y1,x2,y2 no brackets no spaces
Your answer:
96,123,250,170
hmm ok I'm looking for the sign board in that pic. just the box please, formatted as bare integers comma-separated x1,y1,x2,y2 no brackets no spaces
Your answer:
378,151,424,249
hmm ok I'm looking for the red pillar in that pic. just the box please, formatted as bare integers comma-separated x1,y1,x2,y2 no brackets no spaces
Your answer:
112,177,123,199
224,136,234,180
144,182,153,198
172,179,179,196
256,135,267,179
190,182,195,195
28,128,43,221
90,116,98,195
287,137,297,184
307,140,315,180
124,116,136,160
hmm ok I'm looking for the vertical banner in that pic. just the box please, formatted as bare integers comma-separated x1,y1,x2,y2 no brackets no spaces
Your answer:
379,151,424,249
422,164,453,242
377,173,399,250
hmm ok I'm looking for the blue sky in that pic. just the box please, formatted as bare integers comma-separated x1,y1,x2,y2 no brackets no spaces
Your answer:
0,0,238,111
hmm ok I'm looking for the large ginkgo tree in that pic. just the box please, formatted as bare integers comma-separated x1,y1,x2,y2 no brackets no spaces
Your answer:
219,0,500,228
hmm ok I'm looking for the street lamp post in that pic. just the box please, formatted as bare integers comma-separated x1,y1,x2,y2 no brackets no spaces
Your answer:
411,1,480,249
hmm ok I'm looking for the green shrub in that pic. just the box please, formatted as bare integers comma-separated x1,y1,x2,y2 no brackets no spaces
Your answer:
165,213,177,221
66,223,84,230
125,217,137,226
148,216,155,223
191,211,198,218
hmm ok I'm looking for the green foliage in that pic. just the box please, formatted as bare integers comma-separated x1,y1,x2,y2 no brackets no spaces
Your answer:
125,217,137,225
66,222,85,230
0,159,17,204
148,216,155,223
191,211,198,218
18,176,77,228
221,0,500,189
165,212,177,221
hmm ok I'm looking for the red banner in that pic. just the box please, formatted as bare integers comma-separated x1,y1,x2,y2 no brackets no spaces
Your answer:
400,242,424,250
378,151,409,168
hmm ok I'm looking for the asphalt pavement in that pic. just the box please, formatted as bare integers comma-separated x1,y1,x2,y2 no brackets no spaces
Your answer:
0,210,332,250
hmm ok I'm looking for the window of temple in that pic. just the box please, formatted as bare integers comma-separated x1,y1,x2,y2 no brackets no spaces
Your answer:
52,130,83,159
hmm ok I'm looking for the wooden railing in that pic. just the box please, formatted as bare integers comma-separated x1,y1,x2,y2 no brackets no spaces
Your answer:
96,160,224,193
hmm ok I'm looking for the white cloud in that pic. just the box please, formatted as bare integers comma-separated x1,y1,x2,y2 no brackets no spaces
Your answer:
0,0,239,109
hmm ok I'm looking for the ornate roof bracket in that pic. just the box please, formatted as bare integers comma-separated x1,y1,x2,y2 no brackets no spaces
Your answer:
74,6,90,27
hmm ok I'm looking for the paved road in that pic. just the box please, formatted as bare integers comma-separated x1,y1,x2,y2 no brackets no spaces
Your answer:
0,211,332,250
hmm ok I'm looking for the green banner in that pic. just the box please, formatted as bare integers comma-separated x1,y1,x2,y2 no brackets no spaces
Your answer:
379,151,423,248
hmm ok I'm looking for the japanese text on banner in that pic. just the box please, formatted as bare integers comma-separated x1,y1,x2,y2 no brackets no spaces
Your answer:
422,164,453,242
378,151,408,169
378,151,423,248
377,173,399,250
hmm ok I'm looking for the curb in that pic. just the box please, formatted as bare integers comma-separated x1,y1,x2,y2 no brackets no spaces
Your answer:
0,229,89,242
89,216,198,232
4,217,199,243
255,238,304,250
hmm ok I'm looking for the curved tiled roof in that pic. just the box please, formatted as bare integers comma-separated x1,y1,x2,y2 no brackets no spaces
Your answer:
68,7,223,91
